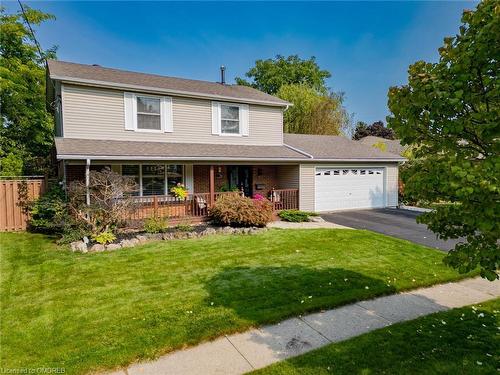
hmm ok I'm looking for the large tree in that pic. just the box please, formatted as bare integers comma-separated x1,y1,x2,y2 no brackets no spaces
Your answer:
277,84,350,135
387,0,499,280
353,120,395,140
237,55,352,135
0,6,56,175
236,55,331,95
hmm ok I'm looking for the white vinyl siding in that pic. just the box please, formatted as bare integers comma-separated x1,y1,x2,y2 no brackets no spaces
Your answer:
276,165,299,190
62,84,282,145
299,164,316,211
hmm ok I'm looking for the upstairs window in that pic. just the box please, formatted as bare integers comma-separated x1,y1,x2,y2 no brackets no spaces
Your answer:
220,104,240,134
137,96,161,130
124,93,173,133
211,101,249,136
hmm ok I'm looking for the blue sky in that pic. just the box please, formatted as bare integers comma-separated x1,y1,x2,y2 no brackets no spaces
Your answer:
8,1,473,123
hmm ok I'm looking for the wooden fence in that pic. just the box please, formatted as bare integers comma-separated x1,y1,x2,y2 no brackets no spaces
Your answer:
0,179,46,232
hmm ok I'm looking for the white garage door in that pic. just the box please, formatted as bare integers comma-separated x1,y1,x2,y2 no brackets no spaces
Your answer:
315,167,385,211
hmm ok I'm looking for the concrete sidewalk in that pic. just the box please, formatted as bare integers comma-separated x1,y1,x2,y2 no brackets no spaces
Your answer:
108,277,499,375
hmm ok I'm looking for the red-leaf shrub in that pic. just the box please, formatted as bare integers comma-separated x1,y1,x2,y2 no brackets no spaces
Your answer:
210,193,273,227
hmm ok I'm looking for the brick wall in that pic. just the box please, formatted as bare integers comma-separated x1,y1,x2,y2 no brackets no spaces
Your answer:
193,165,228,193
252,165,278,197
194,165,279,196
65,164,110,186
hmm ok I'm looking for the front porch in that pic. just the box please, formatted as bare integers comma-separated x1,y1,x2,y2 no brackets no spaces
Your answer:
65,162,299,222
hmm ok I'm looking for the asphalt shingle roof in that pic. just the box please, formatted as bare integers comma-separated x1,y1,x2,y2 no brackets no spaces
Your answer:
55,138,307,160
284,134,404,161
357,136,407,156
47,60,290,107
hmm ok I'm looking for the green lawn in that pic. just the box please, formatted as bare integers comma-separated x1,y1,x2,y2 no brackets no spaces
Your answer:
0,229,476,374
253,298,499,375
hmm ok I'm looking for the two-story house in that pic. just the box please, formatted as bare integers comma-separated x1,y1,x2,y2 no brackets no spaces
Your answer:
47,60,404,217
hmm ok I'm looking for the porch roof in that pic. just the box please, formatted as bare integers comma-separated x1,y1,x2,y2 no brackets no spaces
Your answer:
55,138,308,161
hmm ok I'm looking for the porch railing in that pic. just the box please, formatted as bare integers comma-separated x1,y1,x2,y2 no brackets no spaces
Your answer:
124,189,298,222
270,189,299,211
125,191,244,221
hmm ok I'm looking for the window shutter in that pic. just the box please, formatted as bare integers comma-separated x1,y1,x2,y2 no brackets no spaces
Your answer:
124,92,135,130
211,101,220,135
240,104,249,136
161,97,173,132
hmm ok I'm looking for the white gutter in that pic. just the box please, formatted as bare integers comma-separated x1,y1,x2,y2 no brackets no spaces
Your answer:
283,143,314,159
57,154,404,162
50,75,291,107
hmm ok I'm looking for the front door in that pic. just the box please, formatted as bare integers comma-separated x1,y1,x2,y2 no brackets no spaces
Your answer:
228,166,253,197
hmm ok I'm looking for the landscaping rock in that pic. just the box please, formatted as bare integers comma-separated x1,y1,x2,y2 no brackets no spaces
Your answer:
106,243,121,251
129,238,140,246
309,216,325,223
120,239,135,248
90,244,105,252
221,226,235,235
70,241,88,253
202,228,217,236
148,233,163,241
70,241,80,252
136,235,148,243
162,233,174,240
82,236,90,244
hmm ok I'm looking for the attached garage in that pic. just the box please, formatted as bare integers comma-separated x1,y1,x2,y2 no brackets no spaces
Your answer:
315,167,385,211
284,134,406,213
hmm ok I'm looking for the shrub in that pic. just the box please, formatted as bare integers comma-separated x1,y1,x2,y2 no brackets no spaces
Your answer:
175,223,193,232
23,184,69,234
144,216,168,233
210,194,273,227
278,210,317,222
68,168,138,234
91,230,116,245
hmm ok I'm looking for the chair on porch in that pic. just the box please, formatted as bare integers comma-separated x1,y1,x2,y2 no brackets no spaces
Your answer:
270,189,283,211
195,195,208,216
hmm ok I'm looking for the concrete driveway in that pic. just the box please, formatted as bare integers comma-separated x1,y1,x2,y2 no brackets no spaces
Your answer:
321,208,461,252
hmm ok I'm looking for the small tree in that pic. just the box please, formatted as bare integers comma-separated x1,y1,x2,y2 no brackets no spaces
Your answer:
68,168,138,234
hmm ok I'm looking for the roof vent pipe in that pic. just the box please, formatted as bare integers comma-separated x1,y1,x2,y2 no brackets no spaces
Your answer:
220,65,226,84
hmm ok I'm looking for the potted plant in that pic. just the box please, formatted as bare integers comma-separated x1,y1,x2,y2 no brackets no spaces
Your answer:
170,183,188,199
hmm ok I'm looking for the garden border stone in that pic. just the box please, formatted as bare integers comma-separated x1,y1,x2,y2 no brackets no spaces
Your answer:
69,225,268,253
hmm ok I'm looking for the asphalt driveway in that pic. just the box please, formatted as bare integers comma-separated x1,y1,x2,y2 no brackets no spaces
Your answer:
321,208,462,252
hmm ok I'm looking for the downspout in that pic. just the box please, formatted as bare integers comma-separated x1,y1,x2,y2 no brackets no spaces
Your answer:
85,158,91,205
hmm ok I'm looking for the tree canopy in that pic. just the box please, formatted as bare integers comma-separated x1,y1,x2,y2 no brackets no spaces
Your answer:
0,6,56,176
387,0,499,280
236,55,331,95
277,84,350,136
353,120,395,140
237,55,351,136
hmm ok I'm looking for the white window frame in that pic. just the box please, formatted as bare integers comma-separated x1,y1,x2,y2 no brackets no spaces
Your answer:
124,92,173,133
211,101,249,137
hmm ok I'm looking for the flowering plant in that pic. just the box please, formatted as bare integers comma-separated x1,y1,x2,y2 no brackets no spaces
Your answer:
170,183,188,199
253,193,265,201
